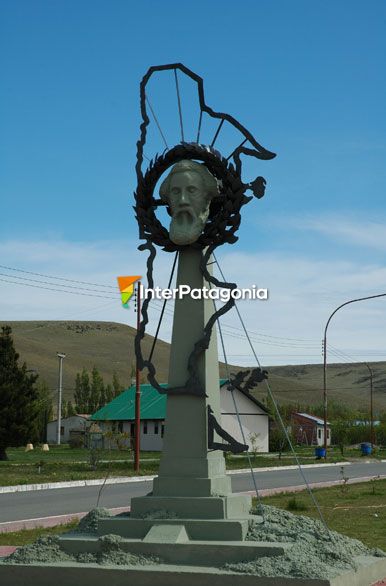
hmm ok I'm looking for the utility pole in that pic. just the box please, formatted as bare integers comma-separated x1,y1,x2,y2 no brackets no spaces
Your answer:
364,362,374,449
134,284,141,472
56,352,66,445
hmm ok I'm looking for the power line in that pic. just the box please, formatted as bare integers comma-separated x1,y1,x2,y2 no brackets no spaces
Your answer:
0,277,117,299
0,264,116,289
0,272,119,295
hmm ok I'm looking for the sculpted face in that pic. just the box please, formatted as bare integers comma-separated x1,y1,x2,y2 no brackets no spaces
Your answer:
168,172,210,245
159,161,219,246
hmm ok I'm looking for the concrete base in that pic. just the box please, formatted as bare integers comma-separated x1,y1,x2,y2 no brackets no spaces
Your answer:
130,493,252,519
97,515,255,541
1,556,386,586
59,534,290,565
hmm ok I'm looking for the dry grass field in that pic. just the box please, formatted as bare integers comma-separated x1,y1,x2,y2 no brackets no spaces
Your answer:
1,320,385,410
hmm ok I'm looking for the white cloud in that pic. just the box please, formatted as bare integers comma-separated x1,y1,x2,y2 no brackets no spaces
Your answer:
282,214,386,252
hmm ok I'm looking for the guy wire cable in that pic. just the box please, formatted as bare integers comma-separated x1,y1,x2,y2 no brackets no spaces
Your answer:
148,252,178,362
210,281,265,520
212,252,329,531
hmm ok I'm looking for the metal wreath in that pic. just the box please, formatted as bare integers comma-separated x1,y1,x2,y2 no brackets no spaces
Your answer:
134,142,252,252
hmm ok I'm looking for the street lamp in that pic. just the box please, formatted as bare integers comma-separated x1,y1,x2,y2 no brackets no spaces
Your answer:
323,293,386,457
56,352,66,445
363,362,374,449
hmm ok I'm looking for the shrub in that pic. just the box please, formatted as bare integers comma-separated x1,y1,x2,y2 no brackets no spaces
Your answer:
286,497,308,511
69,435,84,449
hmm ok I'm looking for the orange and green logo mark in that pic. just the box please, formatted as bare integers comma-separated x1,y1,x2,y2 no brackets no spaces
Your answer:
117,276,141,309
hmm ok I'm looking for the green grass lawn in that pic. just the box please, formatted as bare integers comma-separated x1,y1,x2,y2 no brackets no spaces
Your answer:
0,444,384,486
0,460,161,486
0,521,78,546
259,478,386,551
2,446,160,463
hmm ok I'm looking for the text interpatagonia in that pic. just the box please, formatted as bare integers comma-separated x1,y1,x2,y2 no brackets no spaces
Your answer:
139,284,268,302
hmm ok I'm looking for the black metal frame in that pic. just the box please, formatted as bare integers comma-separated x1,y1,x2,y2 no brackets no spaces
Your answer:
133,63,275,426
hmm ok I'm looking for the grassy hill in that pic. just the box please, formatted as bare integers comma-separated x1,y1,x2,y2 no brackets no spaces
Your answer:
256,362,386,412
0,321,170,398
2,321,386,411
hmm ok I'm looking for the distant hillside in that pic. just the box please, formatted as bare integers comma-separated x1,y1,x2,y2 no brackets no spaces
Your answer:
2,321,386,411
1,321,170,399
255,362,386,412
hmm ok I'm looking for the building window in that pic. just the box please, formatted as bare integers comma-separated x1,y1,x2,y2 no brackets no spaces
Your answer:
143,422,148,435
130,423,135,437
161,424,165,438
154,421,159,435
60,426,64,436
318,428,322,439
118,421,123,433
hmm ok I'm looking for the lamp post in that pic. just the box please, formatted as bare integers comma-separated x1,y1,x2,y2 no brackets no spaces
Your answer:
323,293,386,458
363,362,374,449
56,352,66,445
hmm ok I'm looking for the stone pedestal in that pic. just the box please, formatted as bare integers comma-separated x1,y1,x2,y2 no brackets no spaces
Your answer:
114,248,251,539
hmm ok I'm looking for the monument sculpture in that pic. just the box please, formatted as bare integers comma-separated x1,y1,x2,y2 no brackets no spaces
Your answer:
159,159,220,246
1,62,386,586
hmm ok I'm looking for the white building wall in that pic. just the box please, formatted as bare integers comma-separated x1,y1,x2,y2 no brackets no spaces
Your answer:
220,388,269,452
47,416,89,443
316,425,331,447
96,420,164,451
139,420,164,451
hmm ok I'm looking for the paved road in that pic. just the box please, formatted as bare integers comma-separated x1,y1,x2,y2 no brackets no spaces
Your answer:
1,462,385,524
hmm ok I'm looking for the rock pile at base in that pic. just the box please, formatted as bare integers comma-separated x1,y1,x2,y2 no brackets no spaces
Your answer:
6,534,161,567
3,505,385,579
224,505,386,579
5,509,160,567
75,507,112,534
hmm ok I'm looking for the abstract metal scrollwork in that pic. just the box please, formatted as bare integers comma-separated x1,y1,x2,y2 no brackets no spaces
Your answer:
134,63,275,406
228,368,269,395
207,406,248,454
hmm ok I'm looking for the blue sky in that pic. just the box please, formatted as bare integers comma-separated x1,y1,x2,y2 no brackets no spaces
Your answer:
1,0,386,367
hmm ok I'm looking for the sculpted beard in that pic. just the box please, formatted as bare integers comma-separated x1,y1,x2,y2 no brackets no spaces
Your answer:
169,205,210,246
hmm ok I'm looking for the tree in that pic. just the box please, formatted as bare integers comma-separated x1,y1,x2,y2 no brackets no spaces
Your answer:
66,400,76,417
331,418,349,456
112,372,124,398
0,326,39,460
105,383,113,404
89,366,104,413
98,383,106,410
35,380,53,443
74,368,90,413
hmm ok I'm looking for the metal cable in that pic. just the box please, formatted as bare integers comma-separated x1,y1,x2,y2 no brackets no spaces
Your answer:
212,252,329,531
210,281,265,518
174,69,184,142
226,138,247,161
210,119,224,148
196,110,203,143
145,96,169,150
148,252,178,362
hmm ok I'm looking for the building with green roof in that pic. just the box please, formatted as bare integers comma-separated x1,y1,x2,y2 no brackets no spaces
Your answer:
90,380,269,452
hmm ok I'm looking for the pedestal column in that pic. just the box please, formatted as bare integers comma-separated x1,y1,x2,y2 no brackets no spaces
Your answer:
130,248,251,529
153,248,230,497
